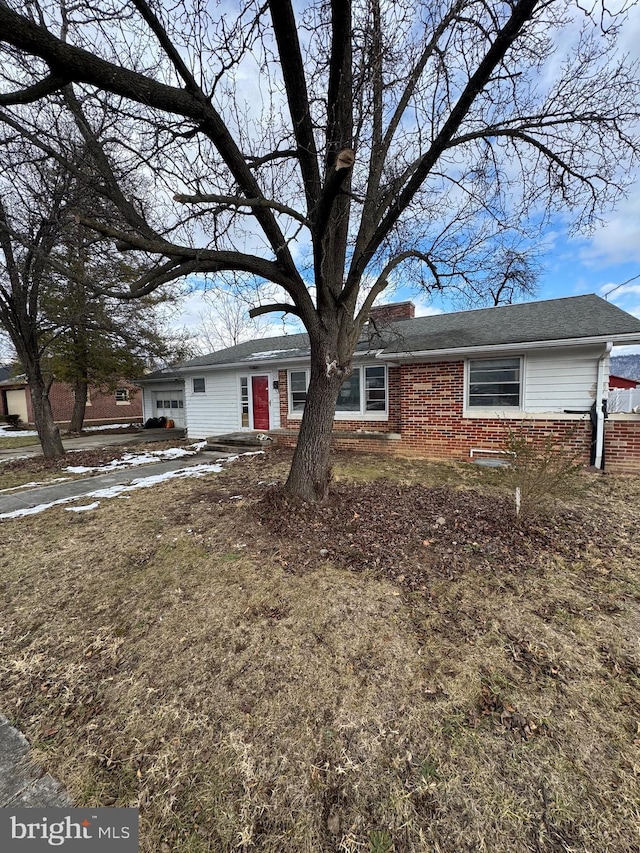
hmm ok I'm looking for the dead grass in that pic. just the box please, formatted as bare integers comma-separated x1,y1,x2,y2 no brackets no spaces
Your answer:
0,434,40,450
1,449,639,853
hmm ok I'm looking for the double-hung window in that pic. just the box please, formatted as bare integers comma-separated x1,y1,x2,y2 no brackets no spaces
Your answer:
290,370,308,412
289,365,387,417
467,357,521,408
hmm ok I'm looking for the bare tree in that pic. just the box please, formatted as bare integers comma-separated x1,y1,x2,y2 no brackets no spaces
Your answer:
0,0,638,497
0,155,69,456
194,283,278,353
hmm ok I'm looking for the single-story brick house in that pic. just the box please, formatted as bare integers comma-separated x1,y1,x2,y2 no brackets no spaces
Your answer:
0,375,143,428
138,295,640,473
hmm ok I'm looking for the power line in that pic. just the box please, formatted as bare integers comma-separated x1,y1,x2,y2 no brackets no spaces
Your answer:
604,272,640,299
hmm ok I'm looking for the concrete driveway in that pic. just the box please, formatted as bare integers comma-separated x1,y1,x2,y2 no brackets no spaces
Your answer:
0,427,187,462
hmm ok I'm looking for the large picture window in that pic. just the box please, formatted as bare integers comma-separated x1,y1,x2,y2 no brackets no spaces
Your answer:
289,365,387,417
468,357,521,408
336,373,360,411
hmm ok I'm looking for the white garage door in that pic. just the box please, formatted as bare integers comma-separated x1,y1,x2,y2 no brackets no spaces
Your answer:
153,391,185,427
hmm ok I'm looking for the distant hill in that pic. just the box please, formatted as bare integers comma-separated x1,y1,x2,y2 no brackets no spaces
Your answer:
611,354,640,381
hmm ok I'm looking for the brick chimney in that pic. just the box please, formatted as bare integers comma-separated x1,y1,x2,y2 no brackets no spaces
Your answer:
368,301,415,324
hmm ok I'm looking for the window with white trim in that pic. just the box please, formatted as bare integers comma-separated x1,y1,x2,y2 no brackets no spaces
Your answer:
115,388,130,403
289,365,387,417
240,377,250,427
192,377,206,393
289,370,308,412
467,357,521,408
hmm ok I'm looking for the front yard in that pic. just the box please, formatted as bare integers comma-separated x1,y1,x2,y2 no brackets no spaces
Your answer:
1,449,638,852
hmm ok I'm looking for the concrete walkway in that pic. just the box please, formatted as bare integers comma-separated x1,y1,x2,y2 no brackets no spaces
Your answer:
0,715,71,807
0,451,231,516
0,428,238,517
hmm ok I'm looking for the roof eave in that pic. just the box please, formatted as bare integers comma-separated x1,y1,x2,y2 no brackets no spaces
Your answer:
169,349,383,373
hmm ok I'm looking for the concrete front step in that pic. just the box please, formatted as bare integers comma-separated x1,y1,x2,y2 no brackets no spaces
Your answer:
205,442,265,454
204,432,274,453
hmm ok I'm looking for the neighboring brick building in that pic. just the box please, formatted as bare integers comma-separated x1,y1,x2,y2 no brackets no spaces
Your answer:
0,375,142,428
139,295,640,473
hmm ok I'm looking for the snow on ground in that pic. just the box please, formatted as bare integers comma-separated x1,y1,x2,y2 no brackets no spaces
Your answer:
0,425,39,438
0,477,71,494
64,445,201,474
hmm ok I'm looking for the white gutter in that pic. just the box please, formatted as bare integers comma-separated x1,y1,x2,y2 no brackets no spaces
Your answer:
594,342,612,469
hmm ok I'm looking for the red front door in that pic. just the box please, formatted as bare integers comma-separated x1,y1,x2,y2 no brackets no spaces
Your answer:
251,376,270,430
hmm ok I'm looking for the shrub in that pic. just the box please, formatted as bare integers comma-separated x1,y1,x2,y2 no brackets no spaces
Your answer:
500,426,584,521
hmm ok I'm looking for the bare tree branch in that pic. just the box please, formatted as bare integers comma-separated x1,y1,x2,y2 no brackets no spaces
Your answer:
174,193,310,225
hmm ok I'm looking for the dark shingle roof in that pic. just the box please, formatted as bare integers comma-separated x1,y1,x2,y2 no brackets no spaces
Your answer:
380,294,640,354
144,295,640,377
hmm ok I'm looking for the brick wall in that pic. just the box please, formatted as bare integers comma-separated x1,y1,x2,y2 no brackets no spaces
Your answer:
397,362,593,461
604,418,640,473
25,380,142,426
274,362,640,472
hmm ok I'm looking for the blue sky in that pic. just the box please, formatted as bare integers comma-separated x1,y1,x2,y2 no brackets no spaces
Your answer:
419,200,640,320
172,189,640,353
172,176,640,354
171,3,640,354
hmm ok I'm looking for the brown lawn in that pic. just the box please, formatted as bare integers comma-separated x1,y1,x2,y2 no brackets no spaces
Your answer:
1,448,639,853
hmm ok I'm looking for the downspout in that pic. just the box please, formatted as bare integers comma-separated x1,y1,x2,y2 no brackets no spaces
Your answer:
594,342,612,469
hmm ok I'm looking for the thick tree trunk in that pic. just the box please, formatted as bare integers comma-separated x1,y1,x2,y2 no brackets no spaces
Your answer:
26,368,65,458
69,378,88,433
284,354,344,503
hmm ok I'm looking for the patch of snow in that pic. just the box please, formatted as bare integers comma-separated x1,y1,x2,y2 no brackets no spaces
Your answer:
65,502,100,513
0,422,137,439
84,423,139,432
0,455,33,465
0,426,39,438
241,349,292,360
64,446,196,475
0,497,78,518
0,462,225,519
0,450,264,520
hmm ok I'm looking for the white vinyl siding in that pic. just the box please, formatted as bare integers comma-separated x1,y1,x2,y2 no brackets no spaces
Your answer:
185,370,239,437
142,382,184,424
524,347,602,412
184,369,281,438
